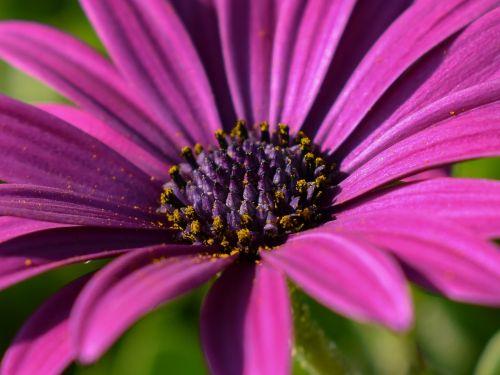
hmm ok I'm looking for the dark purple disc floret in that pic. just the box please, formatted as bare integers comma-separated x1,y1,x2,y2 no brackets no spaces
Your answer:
158,120,338,257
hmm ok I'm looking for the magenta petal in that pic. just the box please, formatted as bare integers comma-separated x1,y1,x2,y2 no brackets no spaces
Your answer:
201,261,292,375
0,226,169,290
0,217,65,243
330,212,500,305
304,0,412,130
0,21,178,161
343,4,500,172
0,96,161,205
80,0,221,143
343,79,500,172
39,104,168,180
215,0,278,124
263,230,412,331
71,246,233,363
338,177,500,239
337,103,500,204
0,184,160,228
315,0,499,151
1,276,88,375
171,0,237,126
402,167,450,182
270,0,356,130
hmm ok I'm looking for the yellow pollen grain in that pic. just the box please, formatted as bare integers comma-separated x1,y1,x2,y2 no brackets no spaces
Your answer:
212,216,224,231
294,130,306,142
190,220,201,235
167,209,182,223
315,175,327,187
299,137,311,151
278,123,289,132
184,205,196,220
237,228,252,243
296,179,307,193
169,165,180,176
160,187,175,205
304,152,315,163
241,213,252,225
231,120,247,139
300,207,313,221
215,129,226,138
279,215,294,230
194,143,204,155
315,157,325,167
275,191,285,201
181,146,192,156
260,121,269,132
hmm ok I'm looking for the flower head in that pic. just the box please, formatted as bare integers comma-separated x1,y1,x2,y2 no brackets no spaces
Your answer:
1,1,500,374
159,121,337,256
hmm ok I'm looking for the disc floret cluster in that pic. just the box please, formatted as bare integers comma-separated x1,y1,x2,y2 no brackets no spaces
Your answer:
158,121,337,258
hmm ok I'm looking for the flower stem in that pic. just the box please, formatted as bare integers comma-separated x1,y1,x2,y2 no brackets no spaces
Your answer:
292,290,352,375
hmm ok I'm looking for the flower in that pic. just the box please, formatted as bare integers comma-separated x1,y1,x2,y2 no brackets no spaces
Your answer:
1,0,500,374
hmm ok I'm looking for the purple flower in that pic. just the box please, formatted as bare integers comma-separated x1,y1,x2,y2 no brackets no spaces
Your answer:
1,0,500,374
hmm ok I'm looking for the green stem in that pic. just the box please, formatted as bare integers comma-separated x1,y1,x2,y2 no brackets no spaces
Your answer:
292,291,352,375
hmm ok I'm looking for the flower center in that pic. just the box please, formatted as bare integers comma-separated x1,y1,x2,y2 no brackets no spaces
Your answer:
158,121,337,259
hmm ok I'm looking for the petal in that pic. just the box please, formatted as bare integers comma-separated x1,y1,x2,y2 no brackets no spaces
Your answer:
263,230,412,331
304,0,412,131
171,0,237,126
315,0,499,151
0,276,88,375
0,21,178,161
0,216,65,243
0,226,169,290
402,167,450,182
343,8,500,171
39,104,168,180
80,0,221,143
330,212,500,305
269,0,356,129
337,177,500,239
201,261,292,375
71,245,233,363
336,102,500,204
0,184,160,228
215,0,279,124
0,96,161,205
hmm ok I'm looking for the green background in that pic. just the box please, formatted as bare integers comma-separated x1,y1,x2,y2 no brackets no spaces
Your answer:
0,1,499,374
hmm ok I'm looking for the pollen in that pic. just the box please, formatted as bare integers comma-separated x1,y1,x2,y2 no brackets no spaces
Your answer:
241,213,252,226
190,220,201,235
237,228,252,243
184,205,196,220
157,120,338,259
296,179,307,194
194,143,204,155
212,216,225,232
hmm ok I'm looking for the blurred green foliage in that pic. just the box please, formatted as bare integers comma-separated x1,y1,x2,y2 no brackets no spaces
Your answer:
0,1,499,374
